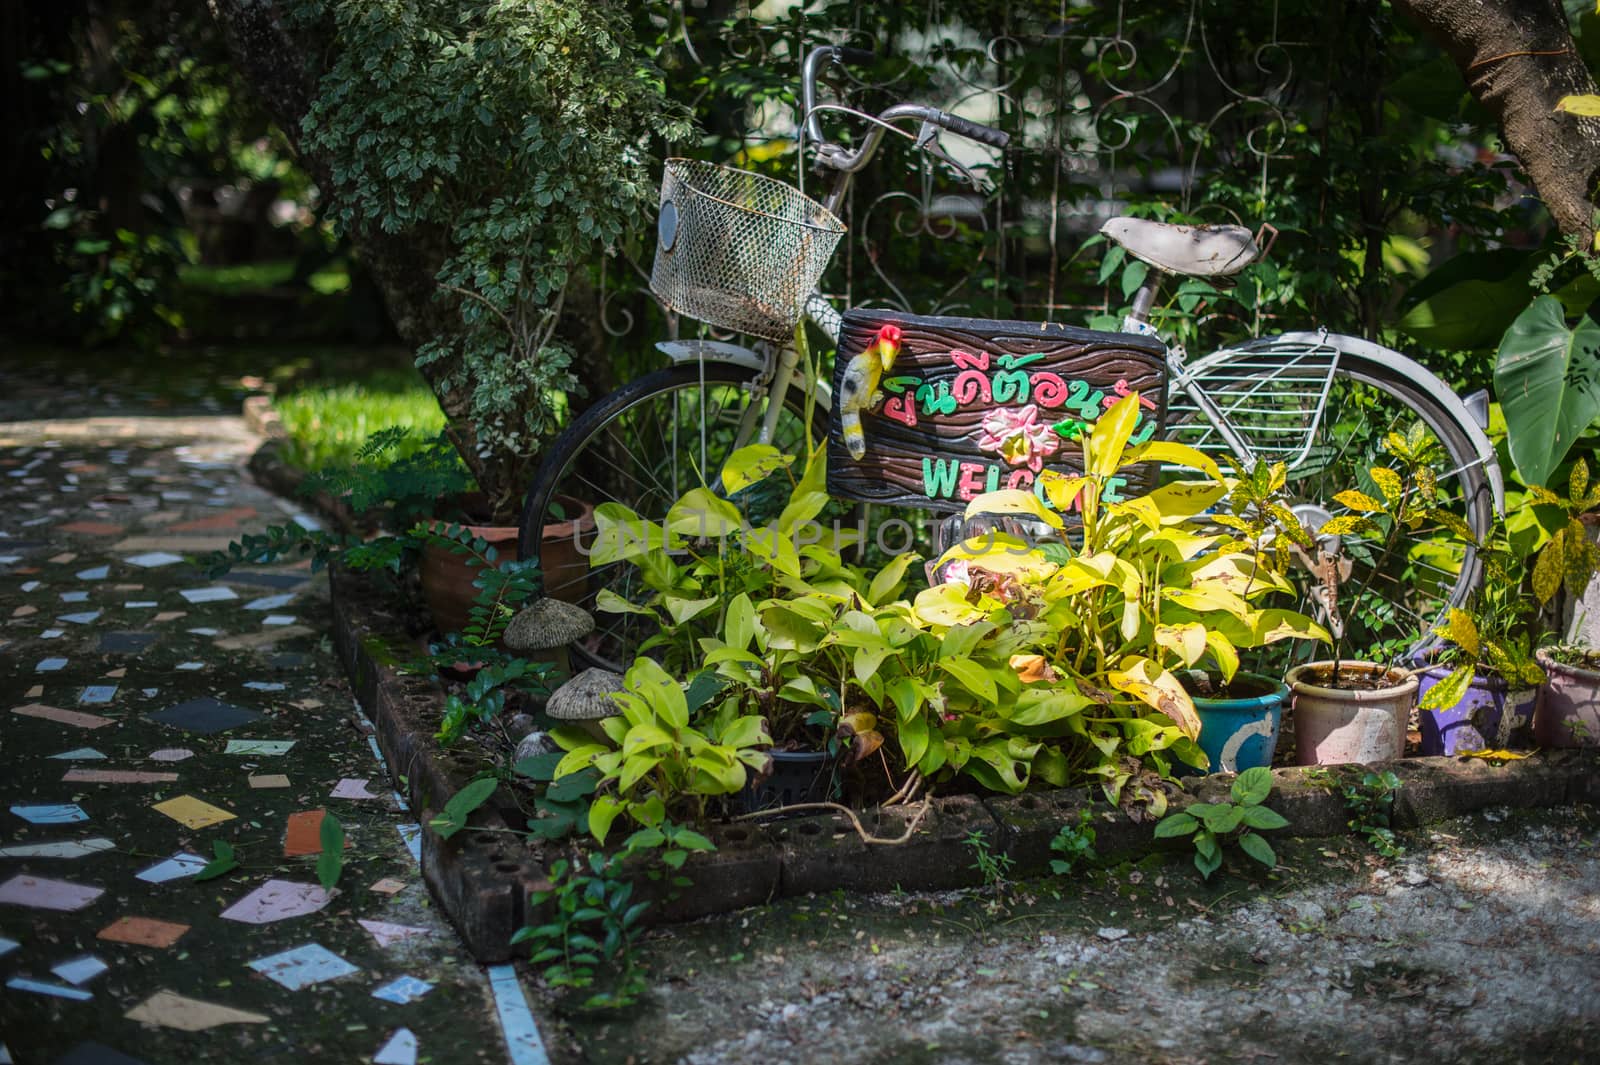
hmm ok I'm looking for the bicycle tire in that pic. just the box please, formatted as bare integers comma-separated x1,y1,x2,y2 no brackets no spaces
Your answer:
1168,337,1497,662
519,361,828,673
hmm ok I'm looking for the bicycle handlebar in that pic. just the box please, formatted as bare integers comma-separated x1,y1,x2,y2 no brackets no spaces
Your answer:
800,45,1010,172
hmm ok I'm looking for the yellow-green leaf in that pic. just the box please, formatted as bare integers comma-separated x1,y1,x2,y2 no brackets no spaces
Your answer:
1318,514,1380,537
1334,489,1384,513
1123,439,1223,481
1154,622,1207,667
720,444,794,494
667,488,743,538
1457,748,1533,761
1556,94,1600,116
965,489,1065,529
1369,466,1404,505
1434,606,1479,657
1573,458,1590,503
1205,631,1240,683
1533,530,1565,604
1107,656,1201,739
1087,392,1142,478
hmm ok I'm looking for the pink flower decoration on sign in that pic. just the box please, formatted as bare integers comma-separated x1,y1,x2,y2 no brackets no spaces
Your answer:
976,404,1060,473
939,559,971,586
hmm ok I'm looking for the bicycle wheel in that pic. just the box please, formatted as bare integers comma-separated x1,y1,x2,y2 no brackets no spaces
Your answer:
519,361,827,673
1166,335,1498,663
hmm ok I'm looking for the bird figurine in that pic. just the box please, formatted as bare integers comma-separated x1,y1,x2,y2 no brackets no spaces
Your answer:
839,322,903,460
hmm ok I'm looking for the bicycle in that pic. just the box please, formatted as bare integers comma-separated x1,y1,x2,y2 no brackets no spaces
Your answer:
520,45,1504,675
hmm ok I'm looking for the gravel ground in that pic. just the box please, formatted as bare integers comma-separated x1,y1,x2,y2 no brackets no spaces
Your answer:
547,805,1600,1065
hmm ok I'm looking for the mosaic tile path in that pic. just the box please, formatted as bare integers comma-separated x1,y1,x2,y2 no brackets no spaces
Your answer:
0,399,543,1064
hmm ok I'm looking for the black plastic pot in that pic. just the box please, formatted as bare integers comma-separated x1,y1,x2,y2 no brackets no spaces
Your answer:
737,750,833,813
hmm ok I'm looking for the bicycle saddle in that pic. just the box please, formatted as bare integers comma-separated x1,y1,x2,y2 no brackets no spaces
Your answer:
1100,217,1260,278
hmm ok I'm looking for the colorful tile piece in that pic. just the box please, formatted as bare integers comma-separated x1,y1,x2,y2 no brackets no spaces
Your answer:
6,976,93,1002
357,919,432,949
488,964,552,1065
59,611,102,625
124,991,267,1031
0,937,17,956
242,594,295,611
178,587,236,604
397,824,422,863
97,916,190,948
11,803,90,824
283,810,329,856
135,852,208,884
243,681,286,692
64,768,180,785
146,748,194,762
371,976,433,1004
247,943,359,990
75,566,109,581
330,778,381,800
219,880,332,924
124,552,184,568
97,632,157,653
151,795,235,829
369,879,407,896
52,955,110,985
373,1028,418,1065
147,697,261,735
36,658,68,672
248,774,290,789
0,838,115,859
0,874,104,911
12,703,115,729
224,739,295,756
77,685,117,705
49,748,108,760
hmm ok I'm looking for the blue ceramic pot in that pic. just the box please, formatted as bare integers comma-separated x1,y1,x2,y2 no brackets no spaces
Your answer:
1183,672,1289,773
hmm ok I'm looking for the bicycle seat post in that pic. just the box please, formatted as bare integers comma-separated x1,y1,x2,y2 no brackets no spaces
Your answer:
1127,268,1167,326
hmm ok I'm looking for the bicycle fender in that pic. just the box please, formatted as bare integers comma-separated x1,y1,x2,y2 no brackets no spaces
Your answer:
655,339,767,374
1231,331,1505,515
654,340,833,410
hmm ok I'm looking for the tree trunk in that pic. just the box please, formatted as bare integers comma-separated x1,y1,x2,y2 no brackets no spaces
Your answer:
1394,0,1600,244
206,0,522,520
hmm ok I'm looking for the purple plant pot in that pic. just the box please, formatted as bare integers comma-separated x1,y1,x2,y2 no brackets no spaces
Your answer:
1414,665,1538,755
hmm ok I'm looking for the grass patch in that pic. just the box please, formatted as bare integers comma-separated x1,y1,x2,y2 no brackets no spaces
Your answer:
178,259,351,296
275,369,447,471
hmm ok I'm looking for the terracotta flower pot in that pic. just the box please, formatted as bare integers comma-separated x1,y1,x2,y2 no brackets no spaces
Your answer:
1286,660,1417,765
1532,647,1600,749
418,496,595,639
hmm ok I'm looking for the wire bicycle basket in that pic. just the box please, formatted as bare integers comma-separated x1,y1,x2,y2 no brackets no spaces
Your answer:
649,159,846,342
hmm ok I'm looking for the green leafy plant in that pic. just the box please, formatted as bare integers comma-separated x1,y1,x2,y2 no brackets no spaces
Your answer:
195,840,240,881
1495,296,1600,491
317,813,345,890
929,392,1328,797
288,0,693,517
964,829,1015,894
1523,458,1600,614
1315,422,1478,669
1341,769,1405,859
430,776,500,840
515,752,599,842
551,657,771,842
512,822,712,1009
1049,810,1099,876
1153,766,1288,879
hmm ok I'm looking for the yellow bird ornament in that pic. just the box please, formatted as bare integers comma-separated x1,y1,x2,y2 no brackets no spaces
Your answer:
839,322,903,460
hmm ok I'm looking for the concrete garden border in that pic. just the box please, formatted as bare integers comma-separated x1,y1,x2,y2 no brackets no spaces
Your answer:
329,566,1600,964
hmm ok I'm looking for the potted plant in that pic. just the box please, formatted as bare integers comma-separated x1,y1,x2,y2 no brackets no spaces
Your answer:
1526,458,1600,746
922,392,1329,793
1282,425,1472,764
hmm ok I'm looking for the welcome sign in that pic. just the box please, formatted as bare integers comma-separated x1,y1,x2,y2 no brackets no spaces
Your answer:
826,309,1170,511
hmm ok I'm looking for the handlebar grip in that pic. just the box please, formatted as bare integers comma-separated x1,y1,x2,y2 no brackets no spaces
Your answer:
934,110,1010,149
830,45,877,65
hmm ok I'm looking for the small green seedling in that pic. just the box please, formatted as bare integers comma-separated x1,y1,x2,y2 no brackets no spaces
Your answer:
1153,766,1288,879
1049,810,1098,876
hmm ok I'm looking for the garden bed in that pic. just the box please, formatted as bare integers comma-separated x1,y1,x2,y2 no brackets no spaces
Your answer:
329,565,1600,964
